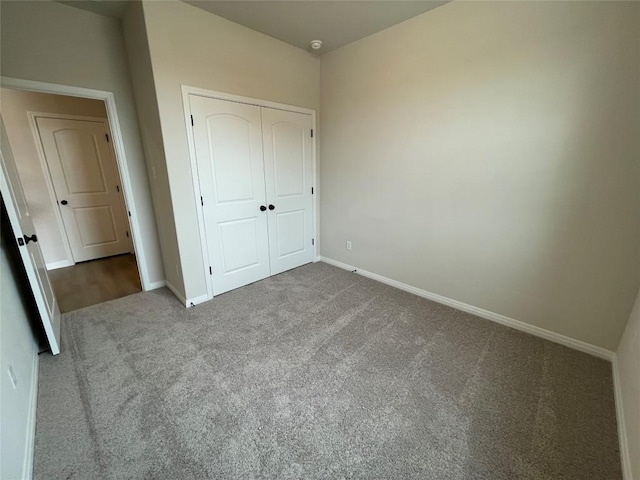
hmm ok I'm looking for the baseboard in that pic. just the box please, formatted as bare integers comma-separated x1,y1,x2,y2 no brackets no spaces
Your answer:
186,293,210,307
147,280,166,290
22,351,39,480
45,259,73,271
612,355,633,480
165,281,210,308
319,256,615,361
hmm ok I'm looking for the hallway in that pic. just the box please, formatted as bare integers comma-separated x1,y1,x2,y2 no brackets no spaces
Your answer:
48,254,141,313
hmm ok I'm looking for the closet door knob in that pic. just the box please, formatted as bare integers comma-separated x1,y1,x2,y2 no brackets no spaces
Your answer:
259,205,267,212
60,200,68,205
268,204,275,211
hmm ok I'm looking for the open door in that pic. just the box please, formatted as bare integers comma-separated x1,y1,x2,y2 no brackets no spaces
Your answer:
0,118,61,355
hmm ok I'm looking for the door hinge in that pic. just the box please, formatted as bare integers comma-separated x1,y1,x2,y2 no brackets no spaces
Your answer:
190,115,194,126
311,129,314,138
312,238,315,245
125,231,129,238
209,266,212,275
200,196,204,206
17,237,25,246
311,187,314,195
128,210,131,217
116,185,120,192
105,133,110,142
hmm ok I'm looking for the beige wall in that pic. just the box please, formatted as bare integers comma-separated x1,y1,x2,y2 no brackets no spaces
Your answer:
122,2,179,292
320,1,640,350
0,88,107,266
140,0,320,300
0,222,40,480
617,288,640,480
1,0,165,285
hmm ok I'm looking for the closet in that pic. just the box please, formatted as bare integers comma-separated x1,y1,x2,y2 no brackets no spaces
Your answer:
189,94,315,296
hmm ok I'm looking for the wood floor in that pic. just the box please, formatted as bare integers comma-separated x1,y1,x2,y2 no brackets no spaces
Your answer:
48,254,142,313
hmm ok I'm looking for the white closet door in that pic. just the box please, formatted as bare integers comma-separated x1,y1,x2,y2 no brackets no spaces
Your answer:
262,108,314,275
190,95,271,296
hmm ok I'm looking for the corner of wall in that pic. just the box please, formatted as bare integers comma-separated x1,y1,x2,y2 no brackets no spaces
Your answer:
122,0,184,298
613,289,640,480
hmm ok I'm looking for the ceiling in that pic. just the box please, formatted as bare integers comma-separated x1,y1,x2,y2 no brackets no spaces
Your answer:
184,1,447,54
55,0,447,54
56,0,132,18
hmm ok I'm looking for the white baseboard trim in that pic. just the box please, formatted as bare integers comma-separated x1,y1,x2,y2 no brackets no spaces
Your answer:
22,351,39,480
165,281,210,308
147,280,166,290
45,260,73,271
319,256,615,361
186,293,210,307
612,356,633,480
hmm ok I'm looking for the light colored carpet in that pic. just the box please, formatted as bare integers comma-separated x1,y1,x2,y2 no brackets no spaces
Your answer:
34,262,621,479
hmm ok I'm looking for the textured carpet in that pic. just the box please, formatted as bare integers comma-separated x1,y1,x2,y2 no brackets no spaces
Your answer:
34,262,621,479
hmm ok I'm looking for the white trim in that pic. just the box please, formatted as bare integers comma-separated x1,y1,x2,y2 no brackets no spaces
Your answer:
1,76,155,292
612,355,633,480
22,349,39,480
311,111,318,262
186,293,210,307
148,280,167,290
182,85,316,116
180,85,317,302
28,111,107,123
181,86,214,301
166,279,210,308
319,256,615,361
46,259,74,271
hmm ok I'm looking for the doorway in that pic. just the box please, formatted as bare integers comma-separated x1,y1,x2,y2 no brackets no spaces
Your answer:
1,87,142,313
47,254,141,312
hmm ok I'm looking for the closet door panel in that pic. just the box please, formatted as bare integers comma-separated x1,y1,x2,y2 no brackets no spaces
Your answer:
262,108,314,275
190,95,270,295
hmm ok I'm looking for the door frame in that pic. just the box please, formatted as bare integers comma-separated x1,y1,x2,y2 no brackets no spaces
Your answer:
1,76,154,291
181,85,318,301
27,112,135,268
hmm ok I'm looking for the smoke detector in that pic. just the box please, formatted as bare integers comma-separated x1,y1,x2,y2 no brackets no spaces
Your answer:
309,40,323,51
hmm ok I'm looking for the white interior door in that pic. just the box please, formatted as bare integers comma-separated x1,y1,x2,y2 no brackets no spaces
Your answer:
262,108,314,275
190,95,271,295
0,119,61,355
35,116,131,263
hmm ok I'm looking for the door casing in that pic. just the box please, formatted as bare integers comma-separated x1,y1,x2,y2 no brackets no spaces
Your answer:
182,85,318,302
0,76,158,291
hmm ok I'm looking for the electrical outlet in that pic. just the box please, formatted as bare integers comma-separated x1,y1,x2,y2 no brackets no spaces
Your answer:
346,241,352,251
7,365,17,388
